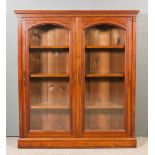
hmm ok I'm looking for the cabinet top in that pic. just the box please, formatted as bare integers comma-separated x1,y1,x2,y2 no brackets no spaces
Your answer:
14,10,139,17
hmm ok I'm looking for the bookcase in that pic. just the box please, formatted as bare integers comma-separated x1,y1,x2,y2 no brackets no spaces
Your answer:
15,10,139,148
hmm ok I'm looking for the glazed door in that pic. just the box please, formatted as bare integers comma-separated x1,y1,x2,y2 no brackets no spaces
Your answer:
79,17,133,137
22,18,76,137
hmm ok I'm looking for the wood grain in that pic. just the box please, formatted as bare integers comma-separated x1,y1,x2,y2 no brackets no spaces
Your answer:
30,73,69,78
30,102,123,110
30,45,69,49
18,137,137,148
31,103,69,109
86,73,124,77
86,45,124,49
15,10,140,17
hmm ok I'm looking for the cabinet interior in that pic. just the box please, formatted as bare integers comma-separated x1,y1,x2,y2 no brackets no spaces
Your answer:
85,25,125,130
28,24,126,131
29,25,70,131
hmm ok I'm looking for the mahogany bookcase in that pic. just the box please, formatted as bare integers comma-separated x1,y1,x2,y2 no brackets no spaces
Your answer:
15,10,139,148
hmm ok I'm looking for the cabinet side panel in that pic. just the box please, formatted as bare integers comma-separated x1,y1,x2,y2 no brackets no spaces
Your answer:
131,17,136,137
18,19,24,137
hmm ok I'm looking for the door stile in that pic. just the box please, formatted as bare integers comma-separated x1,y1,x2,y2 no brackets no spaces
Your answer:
18,19,24,138
70,18,79,137
125,18,133,137
130,17,136,137
74,17,85,137
21,21,30,137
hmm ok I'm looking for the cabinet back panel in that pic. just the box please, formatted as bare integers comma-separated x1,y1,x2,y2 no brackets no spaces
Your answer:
85,25,125,74
30,51,69,74
85,24,125,131
29,78,70,131
85,110,124,130
30,110,70,131
29,25,69,74
85,78,124,131
29,25,69,46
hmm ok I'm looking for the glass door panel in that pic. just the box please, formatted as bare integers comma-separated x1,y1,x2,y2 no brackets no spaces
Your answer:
29,24,70,131
85,24,125,131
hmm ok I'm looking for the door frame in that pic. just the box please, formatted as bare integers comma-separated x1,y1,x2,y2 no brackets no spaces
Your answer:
76,17,133,137
19,18,77,138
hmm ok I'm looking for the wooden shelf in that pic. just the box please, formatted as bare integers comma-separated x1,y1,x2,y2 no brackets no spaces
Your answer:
86,45,124,49
86,73,124,78
31,73,124,78
31,102,123,110
29,45,69,49
86,102,123,110
31,103,69,110
30,73,69,78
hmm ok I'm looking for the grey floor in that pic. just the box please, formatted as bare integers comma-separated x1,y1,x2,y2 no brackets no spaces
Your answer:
6,137,148,155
